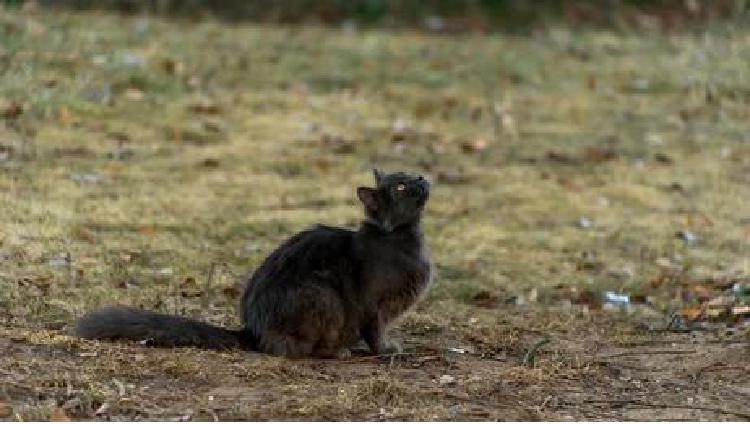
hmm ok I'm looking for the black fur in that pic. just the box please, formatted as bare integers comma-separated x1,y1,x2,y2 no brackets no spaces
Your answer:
73,170,432,358
74,306,250,349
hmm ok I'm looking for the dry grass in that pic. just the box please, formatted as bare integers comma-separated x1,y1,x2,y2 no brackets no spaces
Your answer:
1,7,749,421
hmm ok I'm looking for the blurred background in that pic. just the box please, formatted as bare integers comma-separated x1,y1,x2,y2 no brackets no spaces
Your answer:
16,0,750,30
1,0,749,421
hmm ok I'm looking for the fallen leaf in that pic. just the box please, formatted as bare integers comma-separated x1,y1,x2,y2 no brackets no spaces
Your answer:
0,401,11,418
469,105,482,121
138,225,156,236
107,131,130,142
202,119,226,134
556,177,584,192
442,95,459,109
568,288,602,310
313,158,331,174
222,286,240,299
180,290,202,299
50,407,70,421
471,290,499,308
188,99,221,114
320,133,356,154
587,74,597,90
161,58,184,75
732,305,750,316
414,99,436,119
75,227,97,244
42,77,58,88
460,137,488,153
629,294,649,304
576,257,604,272
665,182,684,192
679,306,703,320
58,106,78,125
688,283,714,301
201,158,220,167
1,100,23,119
654,152,673,164
685,213,713,228
583,147,618,163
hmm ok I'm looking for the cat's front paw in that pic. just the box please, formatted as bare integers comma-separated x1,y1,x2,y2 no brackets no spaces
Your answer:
335,348,352,359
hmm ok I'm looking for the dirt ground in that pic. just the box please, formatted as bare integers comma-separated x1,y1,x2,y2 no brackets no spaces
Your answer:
2,306,749,421
1,7,749,421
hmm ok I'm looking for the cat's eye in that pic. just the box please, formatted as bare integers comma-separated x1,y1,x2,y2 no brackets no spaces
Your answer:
396,183,406,191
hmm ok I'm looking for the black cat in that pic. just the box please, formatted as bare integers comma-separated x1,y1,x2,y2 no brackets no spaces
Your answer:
74,170,432,358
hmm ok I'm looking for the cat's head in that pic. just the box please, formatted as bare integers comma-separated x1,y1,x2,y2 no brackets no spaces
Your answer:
357,169,430,232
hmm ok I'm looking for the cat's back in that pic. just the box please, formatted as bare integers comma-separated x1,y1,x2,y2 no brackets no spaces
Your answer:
243,225,357,292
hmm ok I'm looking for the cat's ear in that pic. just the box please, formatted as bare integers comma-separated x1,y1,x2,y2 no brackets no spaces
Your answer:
372,169,383,185
357,187,378,211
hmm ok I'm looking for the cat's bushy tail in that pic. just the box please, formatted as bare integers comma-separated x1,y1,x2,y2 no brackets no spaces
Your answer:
72,306,254,350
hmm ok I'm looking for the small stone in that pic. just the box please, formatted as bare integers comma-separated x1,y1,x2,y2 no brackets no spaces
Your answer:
645,133,663,145
438,374,456,386
70,173,105,184
631,78,650,92
121,52,145,68
158,267,173,276
604,291,630,305
577,217,593,229
47,253,71,268
303,122,320,134
94,403,109,416
676,230,698,244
